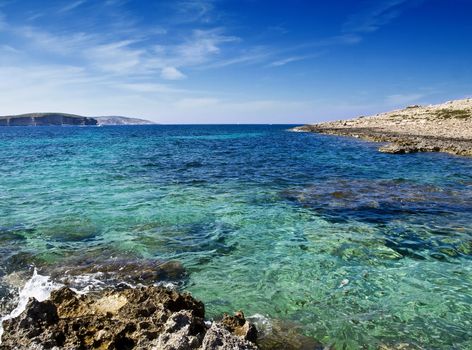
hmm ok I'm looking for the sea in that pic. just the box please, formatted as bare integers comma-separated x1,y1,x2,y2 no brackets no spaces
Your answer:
0,125,471,349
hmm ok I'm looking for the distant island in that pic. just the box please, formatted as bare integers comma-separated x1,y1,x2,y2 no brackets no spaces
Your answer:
293,98,472,156
94,116,155,126
0,113,154,126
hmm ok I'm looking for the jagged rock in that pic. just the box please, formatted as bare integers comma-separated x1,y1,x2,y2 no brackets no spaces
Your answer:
201,323,258,350
221,311,258,342
0,286,259,350
379,144,417,154
155,310,205,349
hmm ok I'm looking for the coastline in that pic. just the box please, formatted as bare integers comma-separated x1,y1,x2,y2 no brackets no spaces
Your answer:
0,283,259,350
293,98,472,156
0,260,322,350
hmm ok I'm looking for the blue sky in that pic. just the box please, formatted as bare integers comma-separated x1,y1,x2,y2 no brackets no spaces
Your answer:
0,0,471,123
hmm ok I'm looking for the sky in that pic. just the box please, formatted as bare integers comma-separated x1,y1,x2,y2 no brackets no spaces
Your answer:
0,0,471,123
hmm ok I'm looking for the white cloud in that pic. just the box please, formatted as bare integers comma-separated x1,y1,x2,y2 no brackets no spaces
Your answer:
87,40,144,73
161,66,186,80
270,56,305,67
14,26,95,55
172,29,238,66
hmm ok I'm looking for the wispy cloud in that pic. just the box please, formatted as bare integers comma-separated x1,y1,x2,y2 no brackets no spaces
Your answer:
172,28,238,65
385,92,427,105
268,53,325,67
161,66,186,80
172,0,216,23
57,0,87,14
87,40,145,73
0,44,19,53
202,47,272,69
343,0,424,34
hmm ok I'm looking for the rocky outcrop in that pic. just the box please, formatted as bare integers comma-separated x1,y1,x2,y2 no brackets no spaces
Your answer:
293,98,472,156
0,286,259,350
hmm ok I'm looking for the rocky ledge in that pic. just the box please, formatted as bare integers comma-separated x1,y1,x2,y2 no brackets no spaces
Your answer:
0,285,258,350
293,98,472,156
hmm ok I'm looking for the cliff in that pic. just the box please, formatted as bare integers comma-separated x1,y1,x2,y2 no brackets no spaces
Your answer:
0,113,97,126
0,113,155,126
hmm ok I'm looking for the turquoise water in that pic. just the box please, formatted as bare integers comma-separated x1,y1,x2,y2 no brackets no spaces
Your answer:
0,125,471,349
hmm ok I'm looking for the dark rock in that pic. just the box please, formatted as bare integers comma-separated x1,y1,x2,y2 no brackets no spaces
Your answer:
252,318,324,350
379,144,417,154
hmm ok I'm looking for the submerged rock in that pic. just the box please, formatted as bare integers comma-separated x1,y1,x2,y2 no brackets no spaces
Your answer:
0,285,259,350
254,318,324,350
45,258,188,290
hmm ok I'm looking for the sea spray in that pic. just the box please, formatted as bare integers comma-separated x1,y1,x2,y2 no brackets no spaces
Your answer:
0,269,61,343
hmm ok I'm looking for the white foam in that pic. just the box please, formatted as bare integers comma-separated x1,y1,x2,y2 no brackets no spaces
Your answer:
247,313,273,336
0,269,61,343
60,273,106,295
154,281,177,290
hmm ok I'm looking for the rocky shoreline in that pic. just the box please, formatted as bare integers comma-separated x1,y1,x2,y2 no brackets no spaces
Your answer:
293,98,472,156
1,285,259,350
0,257,325,350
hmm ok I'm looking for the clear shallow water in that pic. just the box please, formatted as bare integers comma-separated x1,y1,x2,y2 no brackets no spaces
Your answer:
0,125,471,349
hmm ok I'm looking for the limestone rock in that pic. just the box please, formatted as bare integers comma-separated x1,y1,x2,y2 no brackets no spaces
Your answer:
292,97,472,156
201,323,258,350
221,311,258,342
1,286,258,350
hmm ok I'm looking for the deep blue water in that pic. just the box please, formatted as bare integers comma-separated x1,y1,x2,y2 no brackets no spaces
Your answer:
0,125,471,349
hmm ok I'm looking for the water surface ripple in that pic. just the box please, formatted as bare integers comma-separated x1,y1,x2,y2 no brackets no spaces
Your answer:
0,125,471,349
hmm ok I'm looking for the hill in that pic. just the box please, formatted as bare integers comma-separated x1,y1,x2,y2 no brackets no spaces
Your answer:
94,116,155,125
0,113,97,126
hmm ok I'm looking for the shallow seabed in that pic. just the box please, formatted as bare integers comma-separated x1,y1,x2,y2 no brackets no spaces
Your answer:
0,125,471,349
